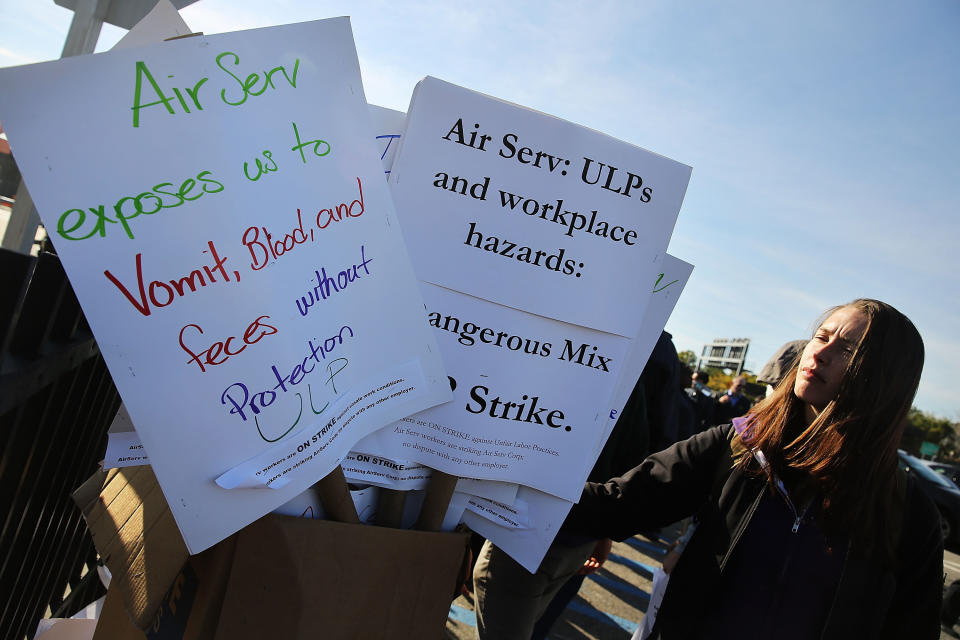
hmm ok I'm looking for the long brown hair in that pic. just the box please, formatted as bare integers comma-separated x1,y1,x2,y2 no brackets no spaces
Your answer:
739,299,924,561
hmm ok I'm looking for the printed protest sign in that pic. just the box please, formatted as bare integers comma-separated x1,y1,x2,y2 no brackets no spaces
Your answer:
464,495,534,530
389,77,691,337
356,89,690,501
357,283,631,501
467,254,694,571
339,451,519,505
462,484,572,573
0,18,450,553
341,451,433,490
103,433,149,468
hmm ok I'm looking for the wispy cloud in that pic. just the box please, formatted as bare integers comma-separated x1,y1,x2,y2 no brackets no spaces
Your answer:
2,0,956,418
0,46,37,67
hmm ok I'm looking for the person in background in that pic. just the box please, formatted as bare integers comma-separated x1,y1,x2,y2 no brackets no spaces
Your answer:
564,299,942,639
690,370,712,396
642,332,697,453
756,339,807,397
713,375,750,424
685,370,715,432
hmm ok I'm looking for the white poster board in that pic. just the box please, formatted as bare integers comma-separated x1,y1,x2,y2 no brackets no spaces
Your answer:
355,81,691,500
369,104,405,179
589,254,696,469
468,254,694,571
389,77,692,337
0,18,450,553
357,283,630,501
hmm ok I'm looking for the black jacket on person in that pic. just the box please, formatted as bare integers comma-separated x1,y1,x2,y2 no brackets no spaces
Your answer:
712,391,751,425
642,331,696,454
564,424,943,639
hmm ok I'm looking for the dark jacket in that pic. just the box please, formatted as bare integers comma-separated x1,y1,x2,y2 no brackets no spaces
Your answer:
642,331,696,453
564,424,943,639
712,391,751,425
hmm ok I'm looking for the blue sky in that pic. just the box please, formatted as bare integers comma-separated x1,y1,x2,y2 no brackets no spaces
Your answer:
1,1,958,418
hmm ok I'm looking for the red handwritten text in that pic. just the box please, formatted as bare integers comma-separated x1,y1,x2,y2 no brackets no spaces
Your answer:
316,176,365,229
104,240,240,317
242,209,310,271
240,177,367,271
179,314,278,373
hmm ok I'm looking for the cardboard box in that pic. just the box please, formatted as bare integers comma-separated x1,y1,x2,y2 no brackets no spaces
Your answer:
73,468,189,630
214,515,469,640
75,468,470,639
91,536,236,640
92,585,148,640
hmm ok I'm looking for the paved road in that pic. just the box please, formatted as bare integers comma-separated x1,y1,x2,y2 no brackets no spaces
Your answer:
444,531,674,640
445,533,959,639
942,545,960,639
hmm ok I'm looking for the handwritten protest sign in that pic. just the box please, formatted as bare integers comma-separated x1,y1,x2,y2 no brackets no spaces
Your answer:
389,77,691,337
369,104,405,178
588,254,695,469
0,18,450,553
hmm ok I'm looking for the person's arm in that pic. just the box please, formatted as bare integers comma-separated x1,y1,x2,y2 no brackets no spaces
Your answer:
577,538,612,575
563,424,733,541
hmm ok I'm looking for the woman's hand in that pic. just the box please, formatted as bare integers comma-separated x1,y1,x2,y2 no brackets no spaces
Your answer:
577,538,613,575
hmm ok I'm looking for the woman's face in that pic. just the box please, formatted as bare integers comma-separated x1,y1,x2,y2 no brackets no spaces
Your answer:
794,306,869,416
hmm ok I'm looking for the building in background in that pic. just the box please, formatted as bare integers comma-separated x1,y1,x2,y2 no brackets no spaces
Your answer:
697,337,750,375
0,122,20,202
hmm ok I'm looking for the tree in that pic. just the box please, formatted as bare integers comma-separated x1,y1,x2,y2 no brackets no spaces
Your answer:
901,407,958,461
677,350,698,370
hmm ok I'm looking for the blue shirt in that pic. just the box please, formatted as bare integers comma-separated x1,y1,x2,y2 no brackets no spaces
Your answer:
692,490,848,639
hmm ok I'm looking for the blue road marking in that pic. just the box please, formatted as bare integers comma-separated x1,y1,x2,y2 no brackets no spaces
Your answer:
625,537,668,557
565,599,640,634
448,603,476,627
587,572,651,601
608,552,657,577
448,535,665,634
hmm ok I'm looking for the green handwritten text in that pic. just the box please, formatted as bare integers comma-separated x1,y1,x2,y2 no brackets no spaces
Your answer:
57,170,225,241
130,52,301,128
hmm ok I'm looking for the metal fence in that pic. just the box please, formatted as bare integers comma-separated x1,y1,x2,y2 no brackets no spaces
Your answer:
0,246,120,640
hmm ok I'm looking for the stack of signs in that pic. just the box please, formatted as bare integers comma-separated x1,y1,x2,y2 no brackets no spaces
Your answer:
462,253,693,570
0,10,695,569
353,77,693,569
0,18,452,554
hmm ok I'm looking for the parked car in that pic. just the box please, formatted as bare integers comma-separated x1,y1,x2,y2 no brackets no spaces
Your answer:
898,450,960,543
924,461,960,487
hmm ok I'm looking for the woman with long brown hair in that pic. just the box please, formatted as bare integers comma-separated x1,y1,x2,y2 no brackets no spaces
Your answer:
564,299,942,638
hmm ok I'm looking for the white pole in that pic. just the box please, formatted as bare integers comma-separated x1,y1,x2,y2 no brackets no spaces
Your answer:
1,0,113,253
61,0,111,57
